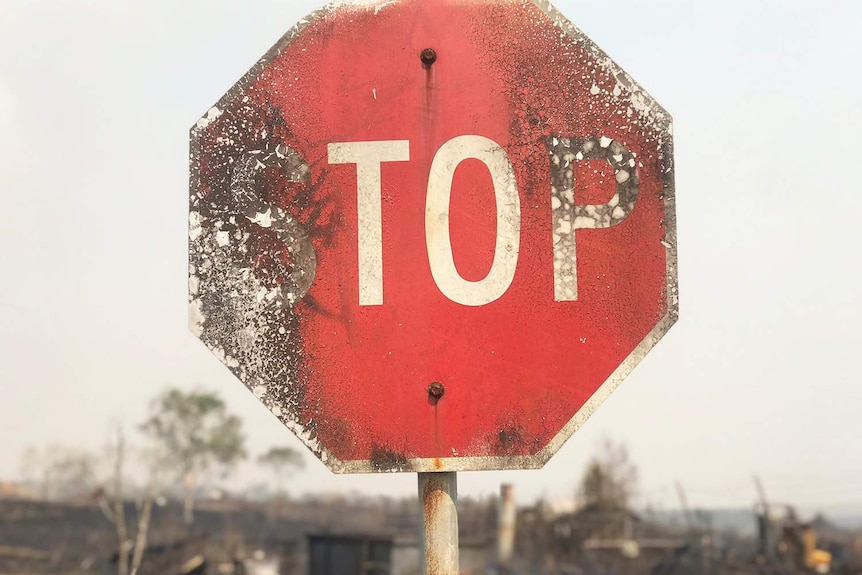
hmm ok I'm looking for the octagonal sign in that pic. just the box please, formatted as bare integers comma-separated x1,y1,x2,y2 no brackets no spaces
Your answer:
189,0,678,473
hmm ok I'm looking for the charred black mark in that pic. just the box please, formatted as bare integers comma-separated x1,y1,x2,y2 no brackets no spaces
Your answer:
316,417,355,460
369,446,409,472
547,136,639,228
427,382,445,406
498,425,522,449
420,48,437,67
193,100,344,320
494,420,544,457
189,98,336,444
230,146,317,305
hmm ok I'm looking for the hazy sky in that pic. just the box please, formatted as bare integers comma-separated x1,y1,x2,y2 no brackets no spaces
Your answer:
1,0,861,513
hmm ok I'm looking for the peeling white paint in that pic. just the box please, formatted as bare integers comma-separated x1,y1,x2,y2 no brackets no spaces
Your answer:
373,0,397,15
188,299,205,337
195,106,222,130
189,211,202,241
251,208,273,228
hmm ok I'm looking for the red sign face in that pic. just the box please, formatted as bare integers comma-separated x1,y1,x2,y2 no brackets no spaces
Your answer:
189,0,677,472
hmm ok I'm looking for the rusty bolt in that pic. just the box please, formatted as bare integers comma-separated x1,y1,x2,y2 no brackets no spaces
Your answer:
420,48,437,66
427,381,445,400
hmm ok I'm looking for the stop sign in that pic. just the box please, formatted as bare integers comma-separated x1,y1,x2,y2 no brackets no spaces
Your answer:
189,0,677,473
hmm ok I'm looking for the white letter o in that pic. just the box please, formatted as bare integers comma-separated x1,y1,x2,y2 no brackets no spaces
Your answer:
425,135,521,306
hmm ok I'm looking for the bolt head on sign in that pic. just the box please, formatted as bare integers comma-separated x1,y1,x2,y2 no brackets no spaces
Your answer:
189,0,677,473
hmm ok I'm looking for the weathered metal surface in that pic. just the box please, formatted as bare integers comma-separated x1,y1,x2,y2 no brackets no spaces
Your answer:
419,472,459,575
189,0,677,472
497,484,516,567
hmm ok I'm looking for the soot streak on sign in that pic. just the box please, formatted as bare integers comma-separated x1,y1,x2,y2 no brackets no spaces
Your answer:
369,446,410,472
189,98,337,460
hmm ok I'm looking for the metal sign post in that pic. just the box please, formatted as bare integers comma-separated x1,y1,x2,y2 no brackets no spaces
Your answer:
419,472,459,575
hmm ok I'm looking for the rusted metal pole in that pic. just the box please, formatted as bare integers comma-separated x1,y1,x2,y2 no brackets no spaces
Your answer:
497,483,516,568
419,472,459,575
